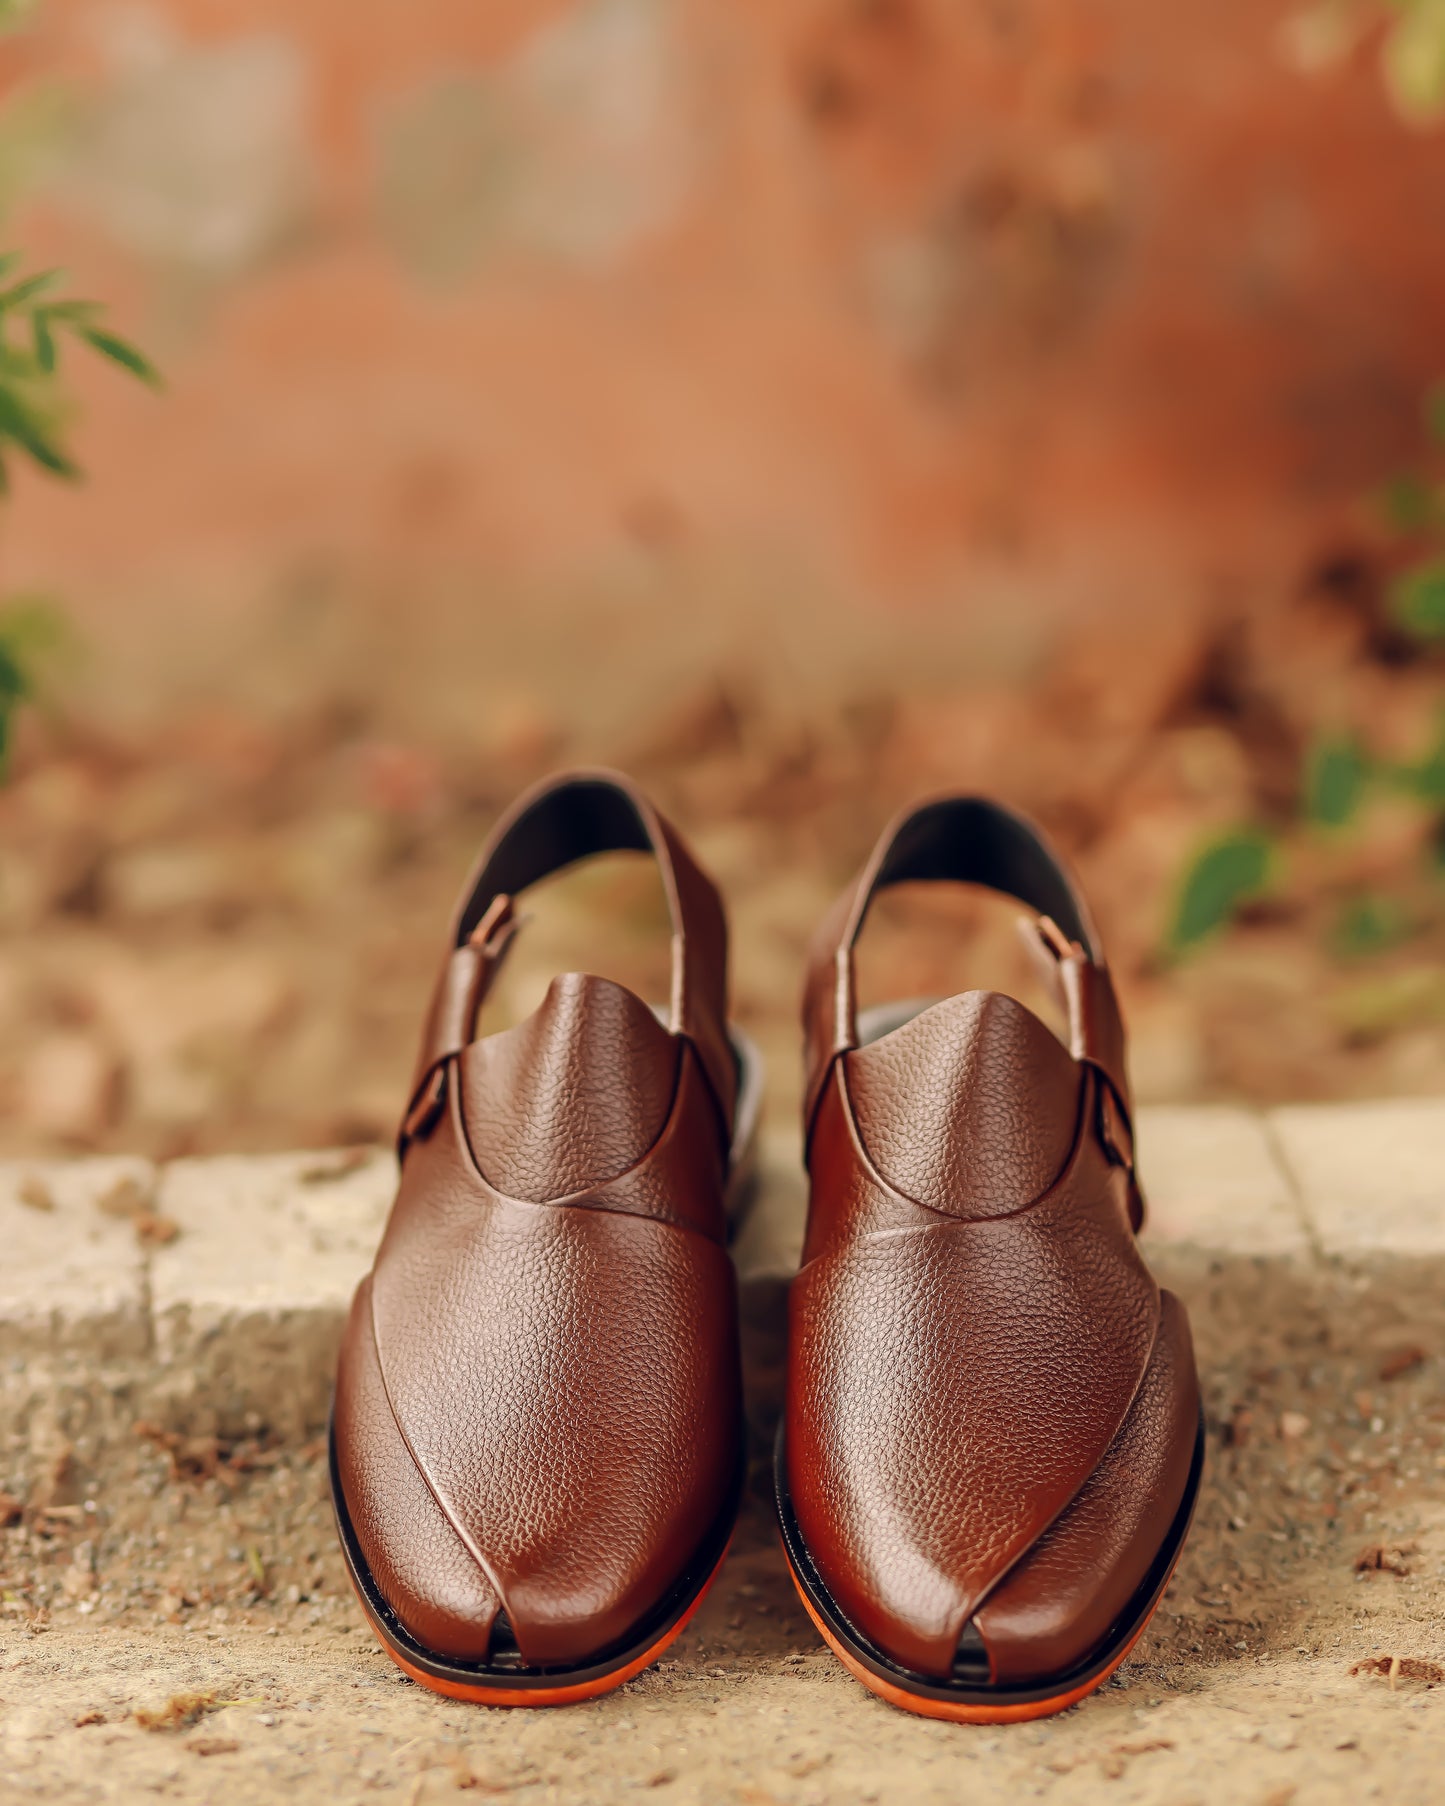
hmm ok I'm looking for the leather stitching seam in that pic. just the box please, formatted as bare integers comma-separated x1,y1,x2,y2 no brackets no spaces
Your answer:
363,1276,515,1631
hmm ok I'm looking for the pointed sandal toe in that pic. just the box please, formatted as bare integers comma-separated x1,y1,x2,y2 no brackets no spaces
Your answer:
779,795,1202,1723
331,770,759,1705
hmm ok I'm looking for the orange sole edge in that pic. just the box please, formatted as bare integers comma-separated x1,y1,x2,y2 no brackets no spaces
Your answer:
348,1534,732,1709
781,1537,1184,1726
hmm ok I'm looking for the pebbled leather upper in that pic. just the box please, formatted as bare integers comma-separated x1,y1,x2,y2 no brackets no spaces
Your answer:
786,796,1200,1685
845,992,1083,1220
460,973,681,1204
333,772,743,1670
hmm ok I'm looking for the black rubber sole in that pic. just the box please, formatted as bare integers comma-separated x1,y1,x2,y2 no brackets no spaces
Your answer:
775,1411,1205,1713
329,1419,743,1700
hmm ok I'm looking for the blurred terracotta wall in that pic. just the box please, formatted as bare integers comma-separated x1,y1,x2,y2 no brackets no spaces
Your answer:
0,0,1443,720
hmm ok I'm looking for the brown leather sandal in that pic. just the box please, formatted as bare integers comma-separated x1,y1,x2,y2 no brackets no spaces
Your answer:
330,770,761,1705
778,795,1202,1723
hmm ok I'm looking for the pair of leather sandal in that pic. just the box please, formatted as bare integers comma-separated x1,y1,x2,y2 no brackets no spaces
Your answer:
330,770,1202,1721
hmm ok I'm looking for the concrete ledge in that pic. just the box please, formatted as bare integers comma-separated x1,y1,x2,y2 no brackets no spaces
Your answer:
4,1102,1443,1433
150,1152,395,1434
1138,1106,1312,1259
1268,1098,1445,1258
0,1158,154,1360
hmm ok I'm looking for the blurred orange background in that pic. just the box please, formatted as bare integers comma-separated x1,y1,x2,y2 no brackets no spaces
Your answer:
1,0,1443,1159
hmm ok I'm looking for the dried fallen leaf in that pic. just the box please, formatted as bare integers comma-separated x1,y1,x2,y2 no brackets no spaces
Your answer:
1051,1740,1174,1779
784,1755,831,1778
298,1148,371,1185
73,1710,105,1727
1379,1345,1426,1382
1354,1542,1418,1577
1350,1655,1445,1685
132,1209,180,1247
134,1421,224,1481
1225,1405,1252,1448
189,1737,240,1757
1099,1738,1175,1779
134,1691,220,1732
94,1175,179,1245
95,1175,153,1219
28,1438,74,1512
17,1175,55,1212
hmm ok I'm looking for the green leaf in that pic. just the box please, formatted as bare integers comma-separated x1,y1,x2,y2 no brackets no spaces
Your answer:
0,594,69,659
1331,892,1412,961
1383,0,1445,125
0,385,77,477
0,634,25,702
1390,712,1445,804
1304,732,1369,828
41,299,103,323
31,309,54,373
1429,814,1445,873
0,267,62,311
1167,828,1276,954
76,325,160,387
1427,380,1445,447
0,342,39,376
0,629,30,780
1378,471,1441,533
1390,556,1445,639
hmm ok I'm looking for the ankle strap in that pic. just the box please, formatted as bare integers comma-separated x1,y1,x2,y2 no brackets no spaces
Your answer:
402,770,734,1156
802,795,1131,1156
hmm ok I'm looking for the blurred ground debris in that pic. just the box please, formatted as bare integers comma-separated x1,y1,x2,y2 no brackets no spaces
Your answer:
0,572,1442,1162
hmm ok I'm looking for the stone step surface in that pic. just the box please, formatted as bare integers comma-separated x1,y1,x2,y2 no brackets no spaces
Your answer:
3,1102,1443,1423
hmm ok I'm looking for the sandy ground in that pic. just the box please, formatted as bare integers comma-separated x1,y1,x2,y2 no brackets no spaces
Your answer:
3,1256,1445,1804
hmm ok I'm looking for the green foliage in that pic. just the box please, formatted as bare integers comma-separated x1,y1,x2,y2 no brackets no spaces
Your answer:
1206,4,1445,978
1379,471,1441,533
0,253,159,489
1393,711,1445,804
1379,382,1445,637
1331,892,1413,960
1428,381,1445,446
1168,829,1275,954
1382,0,1445,124
1170,705,1445,962
1304,733,1370,828
1291,0,1445,123
0,595,65,774
0,246,156,770
0,4,158,782
1390,556,1445,638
